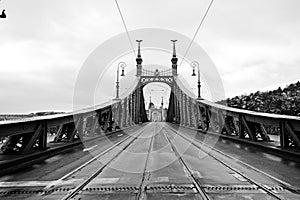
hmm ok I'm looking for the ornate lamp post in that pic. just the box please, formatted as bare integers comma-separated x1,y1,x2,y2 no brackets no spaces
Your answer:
190,61,202,100
115,62,126,100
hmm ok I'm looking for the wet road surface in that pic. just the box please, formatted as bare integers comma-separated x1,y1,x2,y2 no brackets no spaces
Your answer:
0,122,299,200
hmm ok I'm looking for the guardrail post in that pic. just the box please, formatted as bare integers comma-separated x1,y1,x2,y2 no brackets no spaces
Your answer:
260,124,270,141
240,115,257,141
225,116,230,135
218,110,230,135
184,94,188,126
53,122,77,142
198,105,205,130
53,125,63,142
91,113,100,134
280,121,289,148
238,115,245,139
124,97,128,127
189,98,193,127
103,110,112,132
191,101,197,128
22,124,43,153
65,121,79,142
204,106,210,131
39,121,47,150
233,117,240,136
283,121,300,148
207,108,216,133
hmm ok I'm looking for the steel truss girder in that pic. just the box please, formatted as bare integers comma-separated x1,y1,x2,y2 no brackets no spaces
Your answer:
161,81,300,150
53,122,76,142
280,121,300,148
140,76,174,87
192,101,300,149
1,122,47,154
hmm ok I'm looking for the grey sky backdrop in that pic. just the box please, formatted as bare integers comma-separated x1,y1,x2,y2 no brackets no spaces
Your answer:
0,0,299,114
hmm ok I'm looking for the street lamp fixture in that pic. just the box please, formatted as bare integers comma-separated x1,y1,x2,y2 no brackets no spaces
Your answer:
114,62,126,100
190,61,203,100
192,68,196,76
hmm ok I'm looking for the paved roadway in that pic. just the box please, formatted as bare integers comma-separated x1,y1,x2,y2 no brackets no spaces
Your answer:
0,122,299,200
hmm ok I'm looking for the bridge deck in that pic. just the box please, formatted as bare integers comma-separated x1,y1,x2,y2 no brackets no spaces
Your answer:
0,123,299,200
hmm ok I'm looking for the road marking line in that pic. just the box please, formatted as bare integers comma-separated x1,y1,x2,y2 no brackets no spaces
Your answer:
230,172,248,182
83,145,97,152
90,178,119,184
191,171,202,178
44,125,149,192
0,181,54,187
151,177,169,182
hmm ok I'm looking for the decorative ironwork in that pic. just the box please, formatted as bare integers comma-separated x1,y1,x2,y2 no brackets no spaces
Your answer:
141,68,173,77
140,69,174,87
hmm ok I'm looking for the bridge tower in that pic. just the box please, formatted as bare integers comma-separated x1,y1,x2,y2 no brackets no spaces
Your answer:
166,40,180,123
171,40,178,77
134,40,148,123
134,40,180,123
136,40,143,77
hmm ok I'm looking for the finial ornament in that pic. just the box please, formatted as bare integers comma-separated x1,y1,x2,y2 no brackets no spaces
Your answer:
136,40,143,76
171,40,178,76
136,40,143,58
171,40,177,57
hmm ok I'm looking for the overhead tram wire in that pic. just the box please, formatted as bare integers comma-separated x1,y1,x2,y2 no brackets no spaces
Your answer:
114,0,136,56
180,0,214,66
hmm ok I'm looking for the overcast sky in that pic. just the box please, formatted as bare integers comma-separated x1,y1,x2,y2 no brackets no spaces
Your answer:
0,0,299,114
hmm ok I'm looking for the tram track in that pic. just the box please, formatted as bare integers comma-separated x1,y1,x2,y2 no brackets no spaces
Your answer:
1,123,298,200
162,128,211,200
46,126,148,200
0,126,140,177
135,124,155,200
164,124,291,200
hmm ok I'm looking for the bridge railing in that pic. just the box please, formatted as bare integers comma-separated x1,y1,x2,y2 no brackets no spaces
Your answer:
198,99,300,149
168,79,300,151
176,95,300,150
0,99,137,155
0,77,147,155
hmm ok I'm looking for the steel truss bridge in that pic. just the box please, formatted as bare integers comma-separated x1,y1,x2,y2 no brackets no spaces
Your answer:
0,42,300,200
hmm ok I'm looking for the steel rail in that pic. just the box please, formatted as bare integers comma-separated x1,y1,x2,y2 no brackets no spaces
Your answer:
59,126,147,200
42,128,139,192
175,124,297,188
135,124,155,200
165,125,286,200
162,129,211,200
1,127,137,176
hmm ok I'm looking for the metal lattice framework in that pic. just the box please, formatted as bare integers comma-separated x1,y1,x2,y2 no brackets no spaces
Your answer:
140,69,174,87
166,80,300,149
1,70,300,154
0,41,300,155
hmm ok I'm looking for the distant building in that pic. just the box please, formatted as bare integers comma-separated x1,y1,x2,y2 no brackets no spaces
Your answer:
146,97,167,122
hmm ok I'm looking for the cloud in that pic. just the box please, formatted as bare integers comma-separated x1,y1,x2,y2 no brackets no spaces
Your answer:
0,0,299,113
